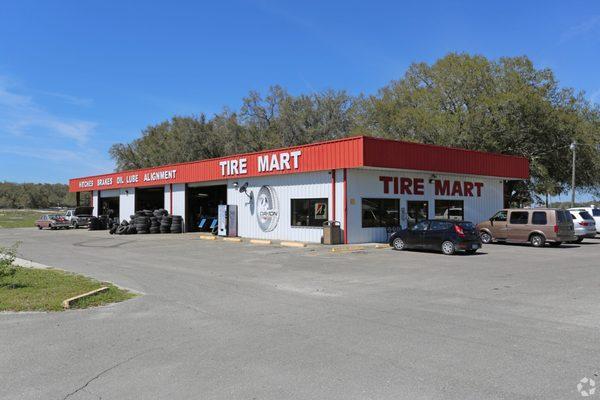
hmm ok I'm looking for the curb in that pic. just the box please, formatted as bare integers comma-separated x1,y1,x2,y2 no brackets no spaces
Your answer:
280,241,307,248
331,246,365,253
62,287,109,309
250,239,272,245
199,235,216,240
223,237,242,242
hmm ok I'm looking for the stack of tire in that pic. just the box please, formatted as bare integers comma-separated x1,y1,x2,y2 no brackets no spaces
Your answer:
89,216,111,231
135,215,150,234
113,220,137,235
170,215,183,233
160,215,172,233
149,217,160,234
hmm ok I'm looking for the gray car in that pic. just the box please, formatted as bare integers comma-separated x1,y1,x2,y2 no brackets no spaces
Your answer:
568,210,596,243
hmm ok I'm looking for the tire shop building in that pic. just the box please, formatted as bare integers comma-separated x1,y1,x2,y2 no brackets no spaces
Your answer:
69,136,529,244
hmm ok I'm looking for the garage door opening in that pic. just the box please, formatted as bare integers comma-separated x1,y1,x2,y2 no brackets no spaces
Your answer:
135,187,165,212
99,196,119,220
186,184,227,232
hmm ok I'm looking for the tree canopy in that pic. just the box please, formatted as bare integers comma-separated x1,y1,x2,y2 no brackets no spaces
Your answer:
109,53,600,203
0,182,86,209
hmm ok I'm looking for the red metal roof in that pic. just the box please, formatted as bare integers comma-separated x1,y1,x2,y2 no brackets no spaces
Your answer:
69,136,529,192
362,136,529,180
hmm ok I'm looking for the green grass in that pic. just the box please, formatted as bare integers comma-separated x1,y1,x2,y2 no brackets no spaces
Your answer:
0,210,47,229
0,267,135,312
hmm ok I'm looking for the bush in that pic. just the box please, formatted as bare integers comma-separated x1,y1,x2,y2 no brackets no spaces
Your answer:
0,243,19,279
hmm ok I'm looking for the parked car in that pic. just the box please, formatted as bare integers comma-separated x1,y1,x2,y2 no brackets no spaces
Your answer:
389,219,482,255
568,210,596,243
65,207,94,228
35,214,71,230
477,208,575,247
569,206,600,234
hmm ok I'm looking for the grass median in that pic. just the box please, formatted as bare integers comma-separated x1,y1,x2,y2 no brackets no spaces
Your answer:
0,267,135,312
0,210,46,229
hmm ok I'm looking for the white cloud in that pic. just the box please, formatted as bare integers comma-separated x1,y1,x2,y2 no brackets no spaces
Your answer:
0,78,96,144
0,144,114,173
560,15,600,43
38,91,93,107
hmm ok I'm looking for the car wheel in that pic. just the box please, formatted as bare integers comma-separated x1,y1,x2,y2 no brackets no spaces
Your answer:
479,231,492,244
37,225,42,230
574,237,584,243
530,234,545,247
441,241,455,255
392,237,405,251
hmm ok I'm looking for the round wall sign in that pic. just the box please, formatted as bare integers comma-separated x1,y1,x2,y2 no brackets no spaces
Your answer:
256,185,279,232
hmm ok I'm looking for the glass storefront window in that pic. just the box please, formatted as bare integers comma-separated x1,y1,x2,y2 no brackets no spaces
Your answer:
362,198,400,228
434,200,464,220
291,198,328,227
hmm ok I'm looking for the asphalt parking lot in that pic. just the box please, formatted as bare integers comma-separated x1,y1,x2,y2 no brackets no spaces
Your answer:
1,228,599,400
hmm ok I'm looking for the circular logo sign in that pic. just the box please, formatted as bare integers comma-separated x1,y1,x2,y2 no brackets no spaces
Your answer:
256,185,279,232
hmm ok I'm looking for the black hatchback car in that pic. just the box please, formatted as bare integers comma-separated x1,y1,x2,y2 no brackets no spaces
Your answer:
389,219,482,255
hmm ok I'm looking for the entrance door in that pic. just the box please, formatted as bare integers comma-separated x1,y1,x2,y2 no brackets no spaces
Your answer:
407,201,429,228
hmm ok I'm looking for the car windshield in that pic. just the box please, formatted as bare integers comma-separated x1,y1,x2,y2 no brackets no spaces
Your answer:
458,222,475,230
579,211,594,221
49,215,62,219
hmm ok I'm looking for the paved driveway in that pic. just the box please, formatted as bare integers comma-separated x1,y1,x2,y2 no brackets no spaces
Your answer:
1,228,599,400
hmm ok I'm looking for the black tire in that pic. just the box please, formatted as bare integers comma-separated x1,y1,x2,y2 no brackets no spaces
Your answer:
71,221,78,229
574,237,584,243
530,234,546,247
479,231,492,244
441,241,456,255
391,237,405,251
37,225,42,230
116,225,128,235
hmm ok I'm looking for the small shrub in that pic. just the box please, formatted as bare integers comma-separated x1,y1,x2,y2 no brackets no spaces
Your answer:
0,242,19,279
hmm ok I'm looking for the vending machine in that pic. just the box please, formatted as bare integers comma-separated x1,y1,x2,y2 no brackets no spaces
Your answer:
217,205,238,237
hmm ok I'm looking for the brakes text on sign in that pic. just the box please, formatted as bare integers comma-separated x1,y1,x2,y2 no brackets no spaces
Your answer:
219,150,302,176
379,176,484,197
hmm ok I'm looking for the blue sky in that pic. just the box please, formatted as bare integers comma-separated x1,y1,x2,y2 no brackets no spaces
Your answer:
0,1,599,201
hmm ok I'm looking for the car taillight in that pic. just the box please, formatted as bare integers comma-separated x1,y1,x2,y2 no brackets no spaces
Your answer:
454,224,465,238
580,222,589,226
553,224,559,233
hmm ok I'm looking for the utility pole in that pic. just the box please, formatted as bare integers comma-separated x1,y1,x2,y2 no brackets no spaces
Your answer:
570,142,576,208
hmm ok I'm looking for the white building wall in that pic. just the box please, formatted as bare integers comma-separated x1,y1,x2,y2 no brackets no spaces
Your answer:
227,171,334,243
346,169,504,243
119,188,135,222
171,183,186,224
92,191,99,217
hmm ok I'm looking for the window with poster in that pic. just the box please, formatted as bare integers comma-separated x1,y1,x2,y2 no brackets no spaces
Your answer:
291,198,328,227
434,200,464,221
